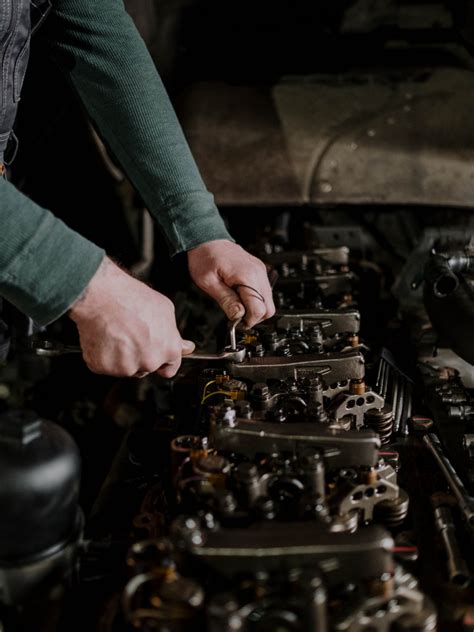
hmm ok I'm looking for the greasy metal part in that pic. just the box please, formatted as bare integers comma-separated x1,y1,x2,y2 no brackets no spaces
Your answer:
122,568,205,627
376,354,413,436
210,418,381,468
234,377,331,422
275,308,361,337
171,520,394,585
323,381,352,400
447,404,474,421
230,349,365,384
425,251,474,299
171,435,208,479
423,434,474,530
464,435,474,461
208,573,329,632
395,379,413,437
373,489,410,529
350,380,366,396
126,539,175,576
333,474,399,523
433,505,471,587
376,358,383,391
333,566,437,632
377,357,390,400
391,373,401,433
329,388,384,430
185,345,247,363
399,383,412,437
365,407,394,445
424,249,474,366
276,272,355,298
262,247,350,268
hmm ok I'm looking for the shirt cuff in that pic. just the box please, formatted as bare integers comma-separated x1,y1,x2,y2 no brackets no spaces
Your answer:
153,191,234,255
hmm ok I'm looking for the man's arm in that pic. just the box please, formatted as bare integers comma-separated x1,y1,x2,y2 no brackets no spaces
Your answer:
0,177,105,325
0,176,194,376
45,0,275,327
46,0,232,255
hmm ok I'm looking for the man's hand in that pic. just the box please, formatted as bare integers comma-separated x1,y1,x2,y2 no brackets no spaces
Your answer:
188,240,275,328
69,257,194,378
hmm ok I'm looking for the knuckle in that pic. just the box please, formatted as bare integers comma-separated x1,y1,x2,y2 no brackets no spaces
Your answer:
219,292,237,308
199,272,218,290
253,302,267,318
83,353,104,375
86,361,103,375
267,304,276,318
142,357,159,373
121,364,139,378
167,342,182,361
158,363,179,379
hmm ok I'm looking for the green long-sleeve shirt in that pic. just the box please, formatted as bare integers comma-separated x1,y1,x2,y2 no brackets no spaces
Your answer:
0,0,232,326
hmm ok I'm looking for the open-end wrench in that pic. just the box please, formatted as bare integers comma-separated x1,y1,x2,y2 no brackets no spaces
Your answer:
185,317,245,363
33,339,247,364
32,318,246,363
184,346,246,363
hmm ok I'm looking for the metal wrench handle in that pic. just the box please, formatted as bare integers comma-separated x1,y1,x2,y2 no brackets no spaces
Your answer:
32,340,82,357
424,433,474,529
185,345,246,363
34,339,246,364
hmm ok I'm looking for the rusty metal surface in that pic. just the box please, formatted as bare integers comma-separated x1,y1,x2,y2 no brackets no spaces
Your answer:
180,68,474,209
273,68,474,208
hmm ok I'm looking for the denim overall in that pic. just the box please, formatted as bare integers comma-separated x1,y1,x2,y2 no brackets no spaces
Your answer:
0,0,51,360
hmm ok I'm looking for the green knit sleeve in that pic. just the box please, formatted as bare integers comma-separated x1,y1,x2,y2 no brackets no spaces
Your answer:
46,0,233,255
0,177,105,325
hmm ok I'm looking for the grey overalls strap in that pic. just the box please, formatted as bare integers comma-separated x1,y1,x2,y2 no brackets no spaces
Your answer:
0,0,51,173
0,0,51,359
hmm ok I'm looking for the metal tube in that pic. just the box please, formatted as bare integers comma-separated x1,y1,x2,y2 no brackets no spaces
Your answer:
380,361,390,399
376,358,383,391
392,373,400,433
398,384,411,437
434,505,471,587
424,434,474,530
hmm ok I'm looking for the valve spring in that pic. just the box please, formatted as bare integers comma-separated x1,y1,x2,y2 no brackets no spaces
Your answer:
373,489,410,529
365,407,394,445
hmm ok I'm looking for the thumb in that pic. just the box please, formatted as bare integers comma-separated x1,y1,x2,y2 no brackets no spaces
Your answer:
203,276,245,320
181,339,196,356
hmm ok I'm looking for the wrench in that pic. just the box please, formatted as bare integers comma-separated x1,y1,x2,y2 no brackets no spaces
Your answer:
32,318,246,363
183,317,245,362
32,340,83,357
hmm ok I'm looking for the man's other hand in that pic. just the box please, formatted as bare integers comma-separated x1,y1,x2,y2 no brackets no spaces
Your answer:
188,240,275,328
69,258,194,378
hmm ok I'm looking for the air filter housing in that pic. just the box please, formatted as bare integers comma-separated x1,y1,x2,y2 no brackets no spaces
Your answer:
0,409,82,605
